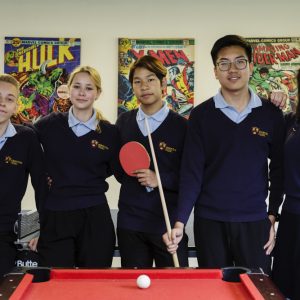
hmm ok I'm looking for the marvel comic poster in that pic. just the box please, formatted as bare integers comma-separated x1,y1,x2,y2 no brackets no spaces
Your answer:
118,38,195,117
246,37,300,113
4,37,81,124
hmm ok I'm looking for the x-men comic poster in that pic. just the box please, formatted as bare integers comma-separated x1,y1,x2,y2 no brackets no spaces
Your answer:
4,37,81,124
118,38,195,118
246,37,300,113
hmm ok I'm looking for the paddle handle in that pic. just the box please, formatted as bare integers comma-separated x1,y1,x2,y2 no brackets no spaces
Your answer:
144,118,180,268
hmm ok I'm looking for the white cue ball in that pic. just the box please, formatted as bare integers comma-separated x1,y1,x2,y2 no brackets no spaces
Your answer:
137,274,151,289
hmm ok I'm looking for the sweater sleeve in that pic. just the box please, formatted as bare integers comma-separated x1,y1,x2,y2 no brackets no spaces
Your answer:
26,129,47,212
268,108,285,214
108,125,124,183
114,115,126,183
159,170,180,192
176,108,206,224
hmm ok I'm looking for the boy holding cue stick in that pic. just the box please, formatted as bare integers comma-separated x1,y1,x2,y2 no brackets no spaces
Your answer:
116,55,188,267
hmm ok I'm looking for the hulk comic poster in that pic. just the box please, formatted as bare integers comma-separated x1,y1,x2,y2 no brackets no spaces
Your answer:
4,37,81,124
246,37,300,113
118,38,195,118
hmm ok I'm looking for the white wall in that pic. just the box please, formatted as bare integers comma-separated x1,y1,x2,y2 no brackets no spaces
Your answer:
0,0,299,210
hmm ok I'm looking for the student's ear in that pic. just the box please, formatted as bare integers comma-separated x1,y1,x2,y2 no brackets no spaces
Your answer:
249,62,254,76
161,77,167,96
161,77,167,90
96,89,101,100
14,98,19,114
214,67,218,79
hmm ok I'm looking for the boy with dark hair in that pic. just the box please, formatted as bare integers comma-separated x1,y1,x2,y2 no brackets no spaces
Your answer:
210,34,252,66
164,35,285,274
116,55,189,267
0,74,45,277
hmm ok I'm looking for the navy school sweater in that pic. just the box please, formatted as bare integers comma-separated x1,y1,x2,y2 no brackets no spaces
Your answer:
177,97,285,224
34,112,121,211
0,125,45,232
116,109,187,234
283,113,300,214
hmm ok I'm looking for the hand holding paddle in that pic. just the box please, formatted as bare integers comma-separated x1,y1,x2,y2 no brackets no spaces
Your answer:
119,141,150,177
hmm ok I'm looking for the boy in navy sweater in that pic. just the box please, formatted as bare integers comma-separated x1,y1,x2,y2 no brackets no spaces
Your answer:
0,74,45,277
116,55,189,267
164,35,285,274
272,70,300,299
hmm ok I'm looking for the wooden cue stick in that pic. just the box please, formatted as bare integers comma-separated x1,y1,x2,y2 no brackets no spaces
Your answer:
144,117,180,267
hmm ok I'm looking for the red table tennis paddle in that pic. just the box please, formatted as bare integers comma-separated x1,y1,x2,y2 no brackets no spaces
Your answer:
119,141,151,176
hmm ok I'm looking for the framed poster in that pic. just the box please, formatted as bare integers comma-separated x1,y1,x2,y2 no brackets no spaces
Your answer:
118,38,195,118
246,37,300,113
4,37,81,123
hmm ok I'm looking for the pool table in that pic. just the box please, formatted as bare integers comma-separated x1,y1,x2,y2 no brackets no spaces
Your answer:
0,268,284,300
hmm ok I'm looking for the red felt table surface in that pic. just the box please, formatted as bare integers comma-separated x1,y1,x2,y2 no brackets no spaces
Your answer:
8,269,267,300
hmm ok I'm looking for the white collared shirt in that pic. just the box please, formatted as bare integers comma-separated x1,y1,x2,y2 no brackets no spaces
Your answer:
68,106,97,137
213,88,262,123
0,121,17,150
136,101,170,136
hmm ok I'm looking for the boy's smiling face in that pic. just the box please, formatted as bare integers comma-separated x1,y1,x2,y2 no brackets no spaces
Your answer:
214,45,253,95
0,81,18,126
132,67,166,113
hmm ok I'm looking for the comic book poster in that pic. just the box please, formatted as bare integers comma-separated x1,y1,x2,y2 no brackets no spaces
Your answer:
4,37,81,124
118,38,195,118
246,37,300,113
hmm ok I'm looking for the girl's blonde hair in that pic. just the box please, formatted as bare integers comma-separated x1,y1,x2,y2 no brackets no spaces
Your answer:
68,66,108,132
